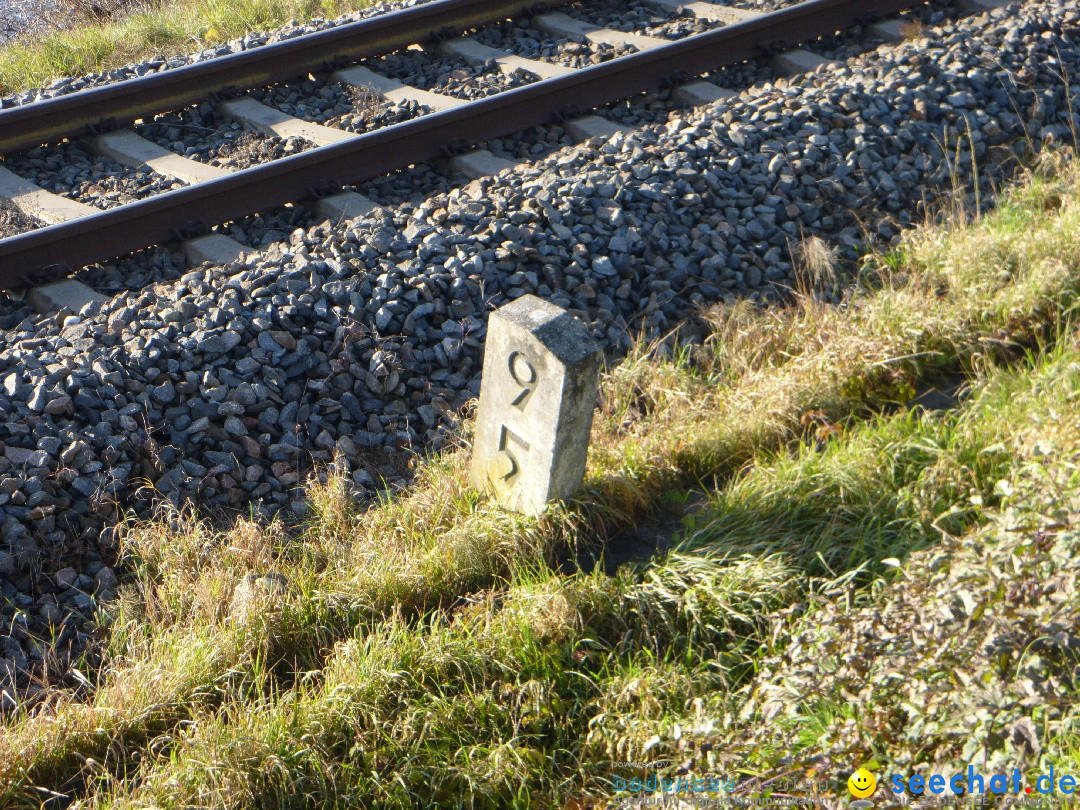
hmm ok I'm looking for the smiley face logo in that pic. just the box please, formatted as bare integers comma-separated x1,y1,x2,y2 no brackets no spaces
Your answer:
848,768,877,800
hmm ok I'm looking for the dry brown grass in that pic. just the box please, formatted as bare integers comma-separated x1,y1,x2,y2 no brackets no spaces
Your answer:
791,234,840,298
899,18,924,40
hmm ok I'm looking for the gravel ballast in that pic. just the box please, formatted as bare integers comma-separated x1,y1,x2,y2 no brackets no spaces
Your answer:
137,107,317,171
0,0,60,45
475,19,639,69
2,142,185,211
250,79,425,134
1,0,1079,703
562,0,716,39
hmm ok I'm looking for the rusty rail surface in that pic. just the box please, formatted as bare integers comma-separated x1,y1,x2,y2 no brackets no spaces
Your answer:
0,0,918,290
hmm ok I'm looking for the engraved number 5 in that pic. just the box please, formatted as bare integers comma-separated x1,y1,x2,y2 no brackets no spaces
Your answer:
497,425,531,482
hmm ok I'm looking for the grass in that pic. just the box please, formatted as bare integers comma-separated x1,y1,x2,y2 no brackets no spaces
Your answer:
692,342,1080,793
0,0,379,95
3,153,1080,805
102,554,795,807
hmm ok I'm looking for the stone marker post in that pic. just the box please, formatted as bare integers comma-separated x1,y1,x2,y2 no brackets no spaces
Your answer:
471,295,602,515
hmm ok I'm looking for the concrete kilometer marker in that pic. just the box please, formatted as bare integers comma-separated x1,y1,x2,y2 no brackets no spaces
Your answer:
471,295,601,514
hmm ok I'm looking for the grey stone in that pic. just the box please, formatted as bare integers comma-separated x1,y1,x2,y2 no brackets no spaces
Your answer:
55,568,78,589
151,381,176,405
95,567,118,591
39,602,63,625
224,416,248,436
4,447,48,468
26,384,48,413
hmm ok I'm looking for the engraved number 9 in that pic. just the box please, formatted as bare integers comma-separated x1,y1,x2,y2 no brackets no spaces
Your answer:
508,351,537,410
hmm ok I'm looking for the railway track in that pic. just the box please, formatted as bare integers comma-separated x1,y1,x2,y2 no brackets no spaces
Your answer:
0,0,1067,701
0,0,989,295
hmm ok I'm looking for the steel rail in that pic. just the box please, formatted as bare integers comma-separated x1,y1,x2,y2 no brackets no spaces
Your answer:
0,0,918,290
0,0,575,156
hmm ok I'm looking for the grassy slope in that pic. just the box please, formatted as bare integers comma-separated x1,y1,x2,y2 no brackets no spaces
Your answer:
636,342,1080,795
2,155,1080,806
0,0,374,95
